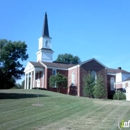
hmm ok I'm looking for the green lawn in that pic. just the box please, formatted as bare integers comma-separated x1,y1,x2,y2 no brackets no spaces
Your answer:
0,89,130,130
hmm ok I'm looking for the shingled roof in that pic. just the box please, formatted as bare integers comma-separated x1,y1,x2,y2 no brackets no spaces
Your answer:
42,61,75,69
30,61,43,67
107,68,130,74
30,61,75,69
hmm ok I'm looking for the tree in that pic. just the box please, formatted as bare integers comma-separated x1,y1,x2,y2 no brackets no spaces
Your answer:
21,80,25,89
54,53,81,64
0,39,28,89
93,74,106,99
49,73,67,92
83,72,95,98
13,83,22,89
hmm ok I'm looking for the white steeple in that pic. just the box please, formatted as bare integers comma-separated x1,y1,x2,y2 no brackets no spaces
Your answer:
36,12,54,62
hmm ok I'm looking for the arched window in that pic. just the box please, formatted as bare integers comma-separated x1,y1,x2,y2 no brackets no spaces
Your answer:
71,72,75,86
45,40,49,48
110,77,115,90
91,71,97,80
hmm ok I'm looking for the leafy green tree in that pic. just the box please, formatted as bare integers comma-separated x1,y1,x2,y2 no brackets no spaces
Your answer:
93,74,106,99
54,53,81,64
83,72,95,98
49,73,67,92
0,39,28,89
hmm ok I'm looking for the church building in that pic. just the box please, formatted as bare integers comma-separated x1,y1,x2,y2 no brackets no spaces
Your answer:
24,12,130,100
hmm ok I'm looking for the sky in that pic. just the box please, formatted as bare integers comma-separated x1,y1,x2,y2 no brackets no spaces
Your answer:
0,0,130,84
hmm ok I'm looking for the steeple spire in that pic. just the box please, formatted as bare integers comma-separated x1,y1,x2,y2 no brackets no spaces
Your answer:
42,12,50,37
37,12,53,62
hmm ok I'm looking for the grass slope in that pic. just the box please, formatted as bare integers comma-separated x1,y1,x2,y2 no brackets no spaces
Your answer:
0,89,130,130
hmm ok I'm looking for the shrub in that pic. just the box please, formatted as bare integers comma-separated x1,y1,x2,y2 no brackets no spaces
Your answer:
113,90,126,100
49,73,67,92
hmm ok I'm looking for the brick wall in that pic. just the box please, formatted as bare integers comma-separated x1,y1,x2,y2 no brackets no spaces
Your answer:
80,60,107,97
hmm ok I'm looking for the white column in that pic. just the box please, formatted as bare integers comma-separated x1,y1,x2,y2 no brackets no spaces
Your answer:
30,71,32,89
33,70,36,88
27,73,29,89
24,74,27,89
38,72,39,88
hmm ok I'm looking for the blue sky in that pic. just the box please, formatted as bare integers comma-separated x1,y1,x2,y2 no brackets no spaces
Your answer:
0,0,130,84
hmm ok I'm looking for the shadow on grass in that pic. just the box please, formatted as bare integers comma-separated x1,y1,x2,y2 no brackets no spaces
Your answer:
0,93,49,99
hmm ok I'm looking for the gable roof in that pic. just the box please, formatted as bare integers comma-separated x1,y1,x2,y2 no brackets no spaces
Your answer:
28,61,76,69
42,61,75,69
79,58,107,68
29,58,107,70
30,61,43,67
107,68,130,74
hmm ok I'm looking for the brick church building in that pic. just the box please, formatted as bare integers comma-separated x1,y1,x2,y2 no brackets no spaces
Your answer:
24,13,130,100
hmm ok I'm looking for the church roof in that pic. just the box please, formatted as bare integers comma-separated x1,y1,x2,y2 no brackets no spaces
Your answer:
29,61,75,69
42,62,75,69
30,61,43,67
42,12,50,37
80,58,107,68
107,68,130,74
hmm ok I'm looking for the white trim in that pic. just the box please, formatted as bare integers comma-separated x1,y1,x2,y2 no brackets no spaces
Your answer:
48,65,80,70
107,73,116,76
33,70,36,88
68,65,80,70
36,49,54,54
35,67,44,72
25,67,35,74
36,50,41,55
48,67,68,70
24,62,35,73
27,73,29,89
25,67,43,74
71,71,75,86
30,71,32,89
24,74,26,89
39,61,47,68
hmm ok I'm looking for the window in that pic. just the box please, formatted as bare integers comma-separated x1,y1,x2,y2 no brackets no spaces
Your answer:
45,40,49,48
71,72,75,86
91,71,97,80
52,69,57,75
110,77,115,90
36,73,38,80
